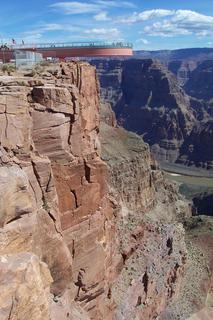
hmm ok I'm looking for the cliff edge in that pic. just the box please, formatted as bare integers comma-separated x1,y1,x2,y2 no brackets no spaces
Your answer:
0,62,192,319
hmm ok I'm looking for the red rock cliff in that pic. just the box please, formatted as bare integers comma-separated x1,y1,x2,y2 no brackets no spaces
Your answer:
0,63,190,320
100,103,190,319
0,62,115,320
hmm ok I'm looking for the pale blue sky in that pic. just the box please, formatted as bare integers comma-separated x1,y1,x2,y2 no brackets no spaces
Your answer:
0,0,213,49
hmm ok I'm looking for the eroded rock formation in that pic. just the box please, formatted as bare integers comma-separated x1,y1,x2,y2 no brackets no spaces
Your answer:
0,63,115,319
178,121,213,170
168,60,198,86
93,59,195,163
0,63,191,319
100,103,190,319
93,59,213,170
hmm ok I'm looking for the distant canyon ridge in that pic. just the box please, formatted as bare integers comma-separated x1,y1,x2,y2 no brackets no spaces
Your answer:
91,48,213,170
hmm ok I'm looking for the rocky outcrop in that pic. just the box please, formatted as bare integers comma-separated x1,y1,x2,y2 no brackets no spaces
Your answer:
184,61,213,120
100,103,190,319
0,63,115,319
93,58,213,170
93,59,195,164
178,121,213,170
168,60,198,86
0,63,191,320
170,60,213,170
133,48,213,89
160,216,213,319
0,253,52,320
184,60,213,101
93,60,123,107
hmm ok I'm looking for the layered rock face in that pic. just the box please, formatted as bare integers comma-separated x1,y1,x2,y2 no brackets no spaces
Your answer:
178,121,213,170
93,59,195,163
0,253,52,320
184,61,213,124
93,60,123,107
177,61,213,169
168,60,198,86
134,48,213,90
0,63,115,319
134,48,213,63
184,60,213,101
100,103,190,319
0,63,191,320
93,58,213,170
159,216,213,320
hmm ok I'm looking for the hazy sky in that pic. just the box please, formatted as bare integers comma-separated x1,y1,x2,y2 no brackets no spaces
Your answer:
0,0,213,50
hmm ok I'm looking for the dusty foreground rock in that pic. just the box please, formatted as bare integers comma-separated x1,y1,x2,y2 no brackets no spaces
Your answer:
0,62,191,319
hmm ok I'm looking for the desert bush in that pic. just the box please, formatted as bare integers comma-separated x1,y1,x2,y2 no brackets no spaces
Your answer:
1,63,16,75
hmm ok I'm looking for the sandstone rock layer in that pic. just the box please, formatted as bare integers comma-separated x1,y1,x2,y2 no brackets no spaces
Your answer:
0,63,114,319
0,63,190,320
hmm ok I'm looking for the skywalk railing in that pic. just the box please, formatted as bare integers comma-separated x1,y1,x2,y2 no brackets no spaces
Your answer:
9,41,133,50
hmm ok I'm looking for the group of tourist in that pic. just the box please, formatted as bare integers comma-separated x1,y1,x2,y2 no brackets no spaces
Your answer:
0,44,10,50
0,39,25,51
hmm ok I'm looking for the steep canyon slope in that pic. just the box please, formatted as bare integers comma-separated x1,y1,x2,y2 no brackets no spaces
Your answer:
0,62,203,320
100,103,192,319
134,48,213,86
0,62,114,320
92,59,213,170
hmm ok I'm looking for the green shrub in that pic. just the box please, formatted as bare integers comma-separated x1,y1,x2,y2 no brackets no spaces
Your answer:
1,63,16,75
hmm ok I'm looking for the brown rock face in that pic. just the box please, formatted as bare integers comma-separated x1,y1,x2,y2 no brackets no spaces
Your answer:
93,58,213,170
0,63,114,319
159,216,213,320
100,103,190,320
175,60,213,170
93,59,195,164
184,60,213,101
0,63,190,320
0,253,52,320
168,60,198,86
178,121,213,170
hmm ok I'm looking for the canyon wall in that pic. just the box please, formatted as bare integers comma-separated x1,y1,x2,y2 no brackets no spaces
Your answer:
0,62,191,319
178,60,213,169
93,59,195,163
100,103,190,319
92,59,213,170
0,62,115,320
184,60,213,112
134,48,213,86
168,60,198,86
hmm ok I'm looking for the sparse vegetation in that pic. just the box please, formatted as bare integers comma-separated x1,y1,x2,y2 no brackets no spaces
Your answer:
42,198,50,211
17,81,27,86
37,60,52,67
24,69,36,77
1,63,16,75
